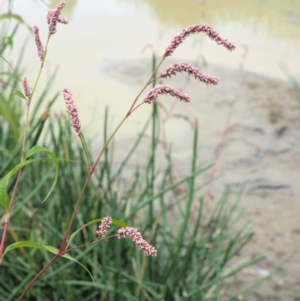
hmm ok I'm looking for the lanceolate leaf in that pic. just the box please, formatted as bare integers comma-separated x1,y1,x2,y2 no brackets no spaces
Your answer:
8,90,26,104
0,146,59,209
25,146,59,202
0,159,36,209
2,241,94,281
3,36,13,48
0,13,32,32
0,94,20,141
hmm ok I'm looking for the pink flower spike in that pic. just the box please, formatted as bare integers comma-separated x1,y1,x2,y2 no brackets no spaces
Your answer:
62,88,82,135
48,1,67,35
164,24,235,58
97,216,112,237
47,9,55,25
58,16,68,24
118,227,157,256
33,26,44,61
144,84,190,104
22,77,31,98
48,10,69,25
160,62,219,85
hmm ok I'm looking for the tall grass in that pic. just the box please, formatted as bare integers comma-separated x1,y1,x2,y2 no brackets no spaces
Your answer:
0,2,267,300
0,83,263,300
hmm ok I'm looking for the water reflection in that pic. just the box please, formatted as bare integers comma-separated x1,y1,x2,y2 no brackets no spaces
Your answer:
9,0,300,127
118,0,300,40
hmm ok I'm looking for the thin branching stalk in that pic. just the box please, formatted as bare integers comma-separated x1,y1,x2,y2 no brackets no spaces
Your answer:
0,37,50,259
18,49,165,299
11,7,236,297
17,254,60,301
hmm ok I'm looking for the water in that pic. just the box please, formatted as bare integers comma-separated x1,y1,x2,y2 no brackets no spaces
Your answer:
5,0,300,136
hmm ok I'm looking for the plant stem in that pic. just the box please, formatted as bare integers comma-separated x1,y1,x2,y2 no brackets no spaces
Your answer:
21,53,165,297
0,37,50,259
58,173,92,253
127,57,164,115
17,254,59,301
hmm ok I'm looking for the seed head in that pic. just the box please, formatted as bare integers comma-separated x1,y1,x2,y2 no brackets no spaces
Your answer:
97,216,112,237
161,62,219,85
62,88,82,135
22,77,31,98
164,24,235,58
48,1,67,35
118,227,157,256
144,84,190,104
33,26,44,61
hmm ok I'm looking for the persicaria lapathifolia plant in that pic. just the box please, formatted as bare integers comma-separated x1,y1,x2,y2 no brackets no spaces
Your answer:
0,1,69,267
0,1,235,300
95,218,157,256
63,88,82,136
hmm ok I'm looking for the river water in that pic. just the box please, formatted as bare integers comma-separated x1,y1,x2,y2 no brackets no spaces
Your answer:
6,0,300,136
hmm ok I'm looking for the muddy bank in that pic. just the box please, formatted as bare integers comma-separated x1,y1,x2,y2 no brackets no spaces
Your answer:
101,58,300,300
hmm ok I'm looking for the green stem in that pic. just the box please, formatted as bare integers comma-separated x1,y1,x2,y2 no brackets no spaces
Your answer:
79,133,92,170
22,53,166,297
0,37,51,258
59,173,92,253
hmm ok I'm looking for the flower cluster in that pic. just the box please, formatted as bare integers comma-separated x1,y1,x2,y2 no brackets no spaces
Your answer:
33,26,44,60
22,77,31,98
142,24,235,104
161,62,219,85
164,24,235,58
96,216,112,237
62,88,82,135
118,227,157,256
47,1,68,35
144,84,190,104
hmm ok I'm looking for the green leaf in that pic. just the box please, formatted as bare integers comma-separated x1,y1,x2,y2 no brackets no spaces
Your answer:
0,13,32,32
0,159,36,209
0,13,24,23
2,241,94,281
0,71,15,76
3,36,13,48
111,219,129,228
0,179,9,210
25,146,59,202
67,218,128,249
8,90,26,104
0,146,59,209
0,94,20,141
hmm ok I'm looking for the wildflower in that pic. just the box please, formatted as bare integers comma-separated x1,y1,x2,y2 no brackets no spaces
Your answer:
33,26,44,60
57,16,68,24
47,9,69,25
97,216,112,237
48,1,67,35
144,84,190,104
62,88,82,135
118,227,157,256
164,24,235,58
47,9,55,25
160,62,219,85
22,77,31,98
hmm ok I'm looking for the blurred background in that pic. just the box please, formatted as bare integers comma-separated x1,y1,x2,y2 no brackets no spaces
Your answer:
8,0,300,135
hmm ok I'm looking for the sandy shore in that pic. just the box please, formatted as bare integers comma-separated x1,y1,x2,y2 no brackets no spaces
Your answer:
102,58,300,300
